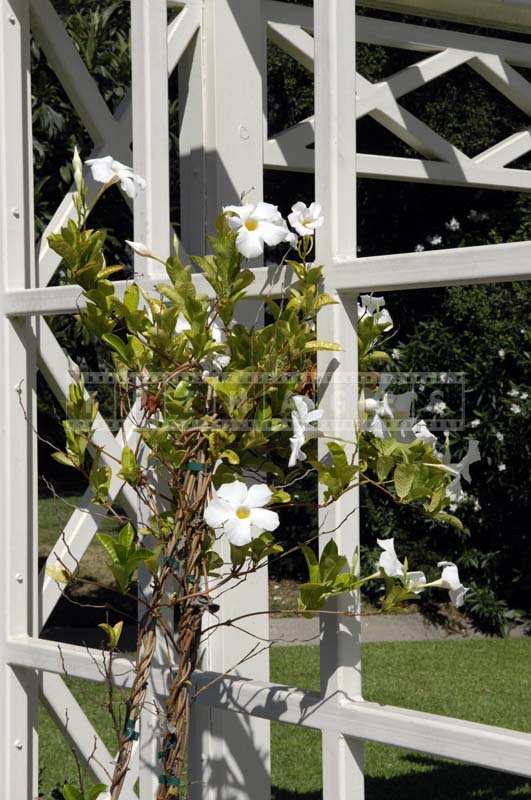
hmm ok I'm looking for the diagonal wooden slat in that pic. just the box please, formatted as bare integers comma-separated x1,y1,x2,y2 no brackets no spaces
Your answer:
35,5,201,288
41,673,139,798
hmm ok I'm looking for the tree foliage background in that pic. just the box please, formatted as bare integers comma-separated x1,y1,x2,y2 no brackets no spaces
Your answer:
33,0,530,634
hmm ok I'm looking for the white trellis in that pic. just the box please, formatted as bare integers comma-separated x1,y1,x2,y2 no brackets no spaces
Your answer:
0,1,530,799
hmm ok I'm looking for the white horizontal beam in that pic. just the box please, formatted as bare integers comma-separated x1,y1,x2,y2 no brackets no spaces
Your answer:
359,0,531,36
9,637,531,778
192,671,531,778
4,237,531,317
1,265,293,316
331,240,531,292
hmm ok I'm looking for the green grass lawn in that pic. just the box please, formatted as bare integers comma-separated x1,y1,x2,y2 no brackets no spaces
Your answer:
39,639,531,798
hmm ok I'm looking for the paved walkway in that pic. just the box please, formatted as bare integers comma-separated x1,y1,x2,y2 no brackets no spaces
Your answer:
42,613,525,650
269,612,524,646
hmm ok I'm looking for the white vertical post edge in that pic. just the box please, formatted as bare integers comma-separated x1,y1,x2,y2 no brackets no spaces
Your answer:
131,1,172,795
0,1,38,799
182,2,271,799
315,1,365,799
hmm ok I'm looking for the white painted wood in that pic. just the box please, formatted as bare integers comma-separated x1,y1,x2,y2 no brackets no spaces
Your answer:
361,0,531,34
474,128,531,169
315,3,364,800
182,3,271,798
9,635,531,782
0,3,39,798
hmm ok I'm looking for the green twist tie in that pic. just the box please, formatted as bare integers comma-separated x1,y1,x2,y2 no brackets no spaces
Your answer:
159,775,180,788
160,555,182,571
186,460,207,473
158,734,177,758
124,720,139,741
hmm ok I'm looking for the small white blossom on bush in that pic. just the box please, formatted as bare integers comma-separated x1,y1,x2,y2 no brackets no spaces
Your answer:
498,348,506,358
392,348,401,360
445,217,460,232
495,431,504,442
414,244,425,252
508,388,519,397
223,202,288,258
470,419,480,428
426,398,447,415
411,419,437,447
357,294,393,331
204,481,280,546
521,391,529,400
510,403,522,414
288,201,324,237
288,395,323,467
498,463,506,472
434,561,468,607
427,234,442,246
85,156,146,198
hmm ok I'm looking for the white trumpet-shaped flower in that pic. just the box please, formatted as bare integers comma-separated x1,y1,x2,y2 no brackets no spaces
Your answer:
361,390,414,440
85,156,146,198
376,538,426,593
288,201,324,237
125,240,152,257
288,395,323,467
223,202,288,258
204,481,280,546
435,561,468,607
442,439,481,504
357,295,393,331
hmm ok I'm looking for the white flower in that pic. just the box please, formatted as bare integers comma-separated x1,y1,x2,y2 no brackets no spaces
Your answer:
361,394,393,439
468,209,488,221
392,348,401,360
439,372,448,383
442,439,481,504
85,156,146,198
436,561,468,607
414,244,425,252
376,538,426,593
473,498,481,512
357,295,393,331
285,230,298,247
470,419,480,428
508,388,519,397
175,314,191,335
427,234,442,246
125,240,152,257
287,201,324,237
411,419,437,448
204,480,280,546
288,395,322,467
510,403,522,414
426,398,447,415
209,316,231,372
498,463,506,472
223,202,288,258
495,432,504,442
498,349,506,358
521,392,529,400
445,217,460,232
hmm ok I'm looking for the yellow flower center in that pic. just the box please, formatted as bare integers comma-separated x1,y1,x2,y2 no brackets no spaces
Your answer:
236,506,251,519
244,219,259,231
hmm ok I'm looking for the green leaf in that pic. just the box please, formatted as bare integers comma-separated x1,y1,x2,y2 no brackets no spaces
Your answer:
87,786,107,800
376,455,394,481
98,620,123,649
119,446,141,486
301,545,320,584
62,786,83,800
96,533,119,564
101,333,130,365
304,340,342,352
433,511,464,530
394,463,416,499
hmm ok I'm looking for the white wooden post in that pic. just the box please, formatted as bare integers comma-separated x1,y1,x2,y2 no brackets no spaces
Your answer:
180,2,271,799
131,1,172,794
0,1,38,798
315,2,364,799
